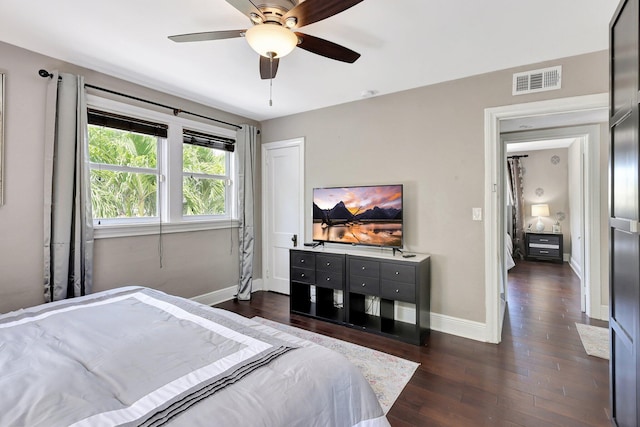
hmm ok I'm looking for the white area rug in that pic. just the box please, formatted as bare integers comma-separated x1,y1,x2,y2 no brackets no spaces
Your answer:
252,317,419,413
575,323,609,360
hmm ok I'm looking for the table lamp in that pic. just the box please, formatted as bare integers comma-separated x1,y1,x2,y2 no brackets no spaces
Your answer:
531,204,550,232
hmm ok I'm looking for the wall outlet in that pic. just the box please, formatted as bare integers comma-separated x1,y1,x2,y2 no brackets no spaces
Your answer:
472,207,482,221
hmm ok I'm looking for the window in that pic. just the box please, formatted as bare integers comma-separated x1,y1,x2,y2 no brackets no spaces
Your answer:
88,110,165,221
86,96,237,236
182,129,234,217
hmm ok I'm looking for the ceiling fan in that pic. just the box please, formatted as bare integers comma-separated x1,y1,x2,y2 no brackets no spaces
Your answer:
168,0,364,80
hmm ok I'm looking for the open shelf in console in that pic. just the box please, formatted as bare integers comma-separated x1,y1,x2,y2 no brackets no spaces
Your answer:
290,283,344,323
347,293,381,331
380,299,420,343
347,293,422,345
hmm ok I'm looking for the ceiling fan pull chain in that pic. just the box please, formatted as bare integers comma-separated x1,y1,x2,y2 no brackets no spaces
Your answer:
269,55,274,106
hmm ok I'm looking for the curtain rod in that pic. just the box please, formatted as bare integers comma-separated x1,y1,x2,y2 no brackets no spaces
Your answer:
507,154,529,159
38,69,243,131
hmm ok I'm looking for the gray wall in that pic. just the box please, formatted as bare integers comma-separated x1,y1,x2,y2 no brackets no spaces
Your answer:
0,41,259,313
261,51,609,324
0,39,609,324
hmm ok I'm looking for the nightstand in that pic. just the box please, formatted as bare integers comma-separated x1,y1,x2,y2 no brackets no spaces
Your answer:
525,232,563,263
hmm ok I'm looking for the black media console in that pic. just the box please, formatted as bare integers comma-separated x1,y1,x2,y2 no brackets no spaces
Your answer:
289,248,431,345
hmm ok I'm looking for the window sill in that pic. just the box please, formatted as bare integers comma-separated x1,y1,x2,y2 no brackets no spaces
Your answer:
93,219,240,239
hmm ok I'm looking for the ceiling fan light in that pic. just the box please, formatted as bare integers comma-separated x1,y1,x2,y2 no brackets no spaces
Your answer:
285,16,297,28
245,24,297,58
249,12,263,24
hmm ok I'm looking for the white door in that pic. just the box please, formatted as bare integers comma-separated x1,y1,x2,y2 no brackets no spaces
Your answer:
262,138,304,294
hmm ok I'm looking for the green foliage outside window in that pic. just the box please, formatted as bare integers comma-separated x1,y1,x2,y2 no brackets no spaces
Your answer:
88,125,229,220
183,144,225,175
89,126,157,167
183,177,225,215
182,143,227,216
89,126,158,219
90,170,157,218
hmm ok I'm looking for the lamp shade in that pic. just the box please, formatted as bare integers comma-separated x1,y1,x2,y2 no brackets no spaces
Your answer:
245,24,298,58
531,204,550,217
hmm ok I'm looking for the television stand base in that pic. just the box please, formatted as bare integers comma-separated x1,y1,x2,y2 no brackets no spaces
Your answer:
303,241,324,248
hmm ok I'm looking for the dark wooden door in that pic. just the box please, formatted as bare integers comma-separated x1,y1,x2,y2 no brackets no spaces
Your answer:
610,1,640,425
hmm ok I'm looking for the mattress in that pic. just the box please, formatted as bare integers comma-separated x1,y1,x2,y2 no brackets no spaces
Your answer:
0,286,390,427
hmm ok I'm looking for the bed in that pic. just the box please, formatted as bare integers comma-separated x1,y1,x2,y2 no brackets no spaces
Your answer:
506,232,516,270
0,286,390,427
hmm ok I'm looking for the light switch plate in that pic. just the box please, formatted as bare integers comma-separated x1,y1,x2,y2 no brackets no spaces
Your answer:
472,207,482,221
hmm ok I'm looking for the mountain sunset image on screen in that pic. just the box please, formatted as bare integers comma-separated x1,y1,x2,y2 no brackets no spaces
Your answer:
312,185,403,248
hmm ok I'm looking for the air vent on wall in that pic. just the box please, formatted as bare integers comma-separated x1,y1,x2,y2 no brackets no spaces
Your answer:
512,66,562,95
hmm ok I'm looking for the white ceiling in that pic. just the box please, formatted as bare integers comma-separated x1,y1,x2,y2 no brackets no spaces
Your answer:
0,0,619,121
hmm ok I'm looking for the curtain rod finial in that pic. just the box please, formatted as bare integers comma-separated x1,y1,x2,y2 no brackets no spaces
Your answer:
38,69,53,79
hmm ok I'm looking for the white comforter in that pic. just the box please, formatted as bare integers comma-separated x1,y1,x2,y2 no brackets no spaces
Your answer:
0,287,390,427
506,233,516,270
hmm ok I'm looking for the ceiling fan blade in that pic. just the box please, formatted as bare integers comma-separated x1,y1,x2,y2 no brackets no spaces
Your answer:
168,30,245,43
284,0,364,28
226,0,265,21
260,56,280,80
295,32,360,63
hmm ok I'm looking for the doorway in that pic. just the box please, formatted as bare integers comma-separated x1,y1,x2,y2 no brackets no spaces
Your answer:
502,129,595,313
484,93,608,343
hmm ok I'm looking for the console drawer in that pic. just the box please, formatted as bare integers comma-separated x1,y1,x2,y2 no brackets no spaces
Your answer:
316,270,343,290
349,274,380,295
381,280,416,303
291,267,315,284
381,263,415,284
349,258,380,278
291,251,315,269
316,254,344,273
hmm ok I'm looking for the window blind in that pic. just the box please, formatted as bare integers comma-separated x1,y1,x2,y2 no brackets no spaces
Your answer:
88,109,168,138
183,129,235,152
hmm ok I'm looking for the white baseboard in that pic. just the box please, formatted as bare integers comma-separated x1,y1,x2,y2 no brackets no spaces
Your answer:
252,278,264,292
569,257,582,279
394,303,487,342
600,305,609,321
194,282,488,342
191,286,237,306
191,279,264,306
430,312,487,342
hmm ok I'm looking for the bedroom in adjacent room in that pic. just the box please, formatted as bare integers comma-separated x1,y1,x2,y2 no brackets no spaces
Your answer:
500,114,607,320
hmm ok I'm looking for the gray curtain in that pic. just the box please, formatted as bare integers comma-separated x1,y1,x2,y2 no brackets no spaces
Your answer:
236,125,257,300
43,72,94,302
507,158,525,259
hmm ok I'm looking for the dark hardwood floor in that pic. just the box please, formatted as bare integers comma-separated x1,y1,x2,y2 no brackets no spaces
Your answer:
215,260,610,426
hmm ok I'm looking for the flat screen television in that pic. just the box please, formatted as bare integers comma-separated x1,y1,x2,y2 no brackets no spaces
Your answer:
312,184,403,249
